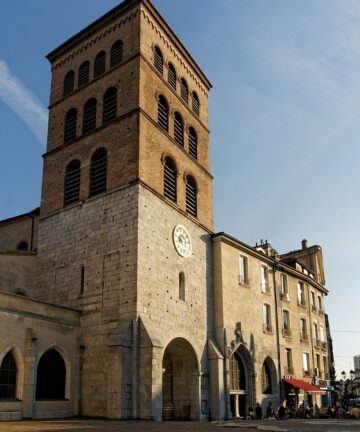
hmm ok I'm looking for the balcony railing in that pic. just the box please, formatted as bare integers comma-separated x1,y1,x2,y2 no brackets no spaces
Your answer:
284,366,294,375
314,338,321,348
298,299,306,307
300,332,309,341
263,324,273,333
261,284,271,294
324,372,329,379
238,275,250,286
283,328,292,338
280,292,290,301
315,369,323,378
321,341,327,351
311,304,318,313
303,369,312,377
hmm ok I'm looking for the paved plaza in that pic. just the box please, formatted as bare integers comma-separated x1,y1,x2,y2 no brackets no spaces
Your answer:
0,419,360,432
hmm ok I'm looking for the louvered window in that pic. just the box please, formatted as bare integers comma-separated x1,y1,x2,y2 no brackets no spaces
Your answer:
78,61,90,88
188,127,198,159
158,95,168,131
63,71,74,96
103,87,117,124
168,63,176,90
64,160,81,206
154,46,163,74
94,51,106,78
110,40,123,67
90,148,107,196
192,91,200,116
0,351,17,399
64,108,77,143
186,175,197,217
180,78,188,103
163,157,177,202
174,112,184,146
83,98,97,134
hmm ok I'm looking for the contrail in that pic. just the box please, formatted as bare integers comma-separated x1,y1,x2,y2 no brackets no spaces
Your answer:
0,60,48,147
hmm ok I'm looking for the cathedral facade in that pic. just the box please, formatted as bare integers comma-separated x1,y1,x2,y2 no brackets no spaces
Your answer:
0,0,332,422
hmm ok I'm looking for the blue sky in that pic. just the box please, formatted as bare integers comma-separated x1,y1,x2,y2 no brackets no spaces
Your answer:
1,0,359,376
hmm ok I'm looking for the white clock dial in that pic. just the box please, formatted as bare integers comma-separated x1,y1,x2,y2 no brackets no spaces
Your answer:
173,225,192,257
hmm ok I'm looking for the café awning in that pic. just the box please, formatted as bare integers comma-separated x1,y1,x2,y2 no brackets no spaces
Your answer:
283,378,325,393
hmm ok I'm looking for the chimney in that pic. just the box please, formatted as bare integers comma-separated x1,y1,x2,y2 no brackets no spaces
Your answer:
302,239,308,250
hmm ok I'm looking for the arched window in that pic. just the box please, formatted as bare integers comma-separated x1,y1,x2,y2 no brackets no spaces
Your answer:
163,156,177,202
78,61,90,87
262,360,272,394
179,272,185,301
110,40,123,67
63,70,74,96
103,87,117,124
158,95,168,131
90,148,107,196
168,63,176,90
0,351,17,399
17,241,29,251
36,349,66,400
229,352,246,391
94,51,106,78
188,127,198,159
154,46,163,74
174,111,184,146
83,98,97,133
180,78,188,103
192,91,200,116
186,175,197,217
64,160,81,206
64,108,77,143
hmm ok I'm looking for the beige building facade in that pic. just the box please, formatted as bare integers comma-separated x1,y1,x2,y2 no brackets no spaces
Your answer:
0,0,330,422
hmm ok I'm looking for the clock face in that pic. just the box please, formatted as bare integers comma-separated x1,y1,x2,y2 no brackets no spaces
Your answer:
173,225,192,258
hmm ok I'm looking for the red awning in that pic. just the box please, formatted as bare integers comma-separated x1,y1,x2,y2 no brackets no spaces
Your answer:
283,378,325,393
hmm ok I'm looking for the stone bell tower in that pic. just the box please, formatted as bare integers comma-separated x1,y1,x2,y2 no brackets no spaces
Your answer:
36,0,214,420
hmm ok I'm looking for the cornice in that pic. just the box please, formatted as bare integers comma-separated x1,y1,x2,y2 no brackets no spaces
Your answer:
212,232,328,295
139,7,210,95
49,8,140,71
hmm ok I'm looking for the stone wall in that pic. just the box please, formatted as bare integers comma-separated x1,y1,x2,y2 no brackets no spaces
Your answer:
36,184,138,417
0,212,38,251
0,252,36,297
137,185,213,420
0,292,80,421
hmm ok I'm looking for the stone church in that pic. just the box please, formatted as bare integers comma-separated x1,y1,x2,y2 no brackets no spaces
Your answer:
0,0,332,422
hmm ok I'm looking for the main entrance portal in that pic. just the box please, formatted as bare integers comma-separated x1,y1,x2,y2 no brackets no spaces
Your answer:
229,345,255,418
162,338,199,421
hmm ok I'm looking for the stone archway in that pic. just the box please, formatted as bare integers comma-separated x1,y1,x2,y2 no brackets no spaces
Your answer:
262,356,278,395
162,337,199,421
229,344,255,418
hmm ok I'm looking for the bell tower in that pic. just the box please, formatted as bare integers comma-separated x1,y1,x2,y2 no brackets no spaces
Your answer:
36,0,214,420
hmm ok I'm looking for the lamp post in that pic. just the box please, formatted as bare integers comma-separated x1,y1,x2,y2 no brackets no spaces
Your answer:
349,370,356,405
341,371,347,405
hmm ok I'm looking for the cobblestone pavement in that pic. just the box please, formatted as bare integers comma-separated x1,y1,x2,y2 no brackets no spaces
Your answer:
0,419,359,432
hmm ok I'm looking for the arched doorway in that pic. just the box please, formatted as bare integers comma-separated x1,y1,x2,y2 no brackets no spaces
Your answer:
262,356,277,395
162,337,199,420
229,345,255,418
36,348,66,400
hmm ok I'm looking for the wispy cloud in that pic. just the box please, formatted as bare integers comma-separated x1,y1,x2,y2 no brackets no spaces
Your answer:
0,60,48,147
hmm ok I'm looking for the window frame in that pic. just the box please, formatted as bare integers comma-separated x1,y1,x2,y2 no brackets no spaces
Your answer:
239,255,249,285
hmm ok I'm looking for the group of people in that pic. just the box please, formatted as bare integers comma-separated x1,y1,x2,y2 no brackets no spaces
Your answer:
247,400,349,420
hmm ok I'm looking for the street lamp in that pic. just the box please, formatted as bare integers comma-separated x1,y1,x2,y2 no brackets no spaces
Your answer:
341,371,347,405
349,370,356,404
